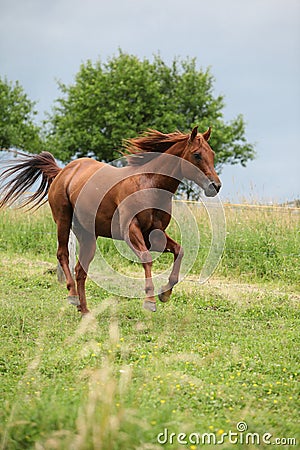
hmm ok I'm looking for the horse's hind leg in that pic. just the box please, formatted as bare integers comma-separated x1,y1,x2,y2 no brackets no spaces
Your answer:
53,206,79,305
75,232,96,315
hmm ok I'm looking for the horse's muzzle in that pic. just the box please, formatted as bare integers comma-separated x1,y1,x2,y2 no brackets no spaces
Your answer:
204,181,222,197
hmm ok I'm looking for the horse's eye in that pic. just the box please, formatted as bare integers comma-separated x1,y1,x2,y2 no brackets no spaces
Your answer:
193,153,202,162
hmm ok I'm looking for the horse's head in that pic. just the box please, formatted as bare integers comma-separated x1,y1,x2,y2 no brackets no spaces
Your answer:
181,126,221,197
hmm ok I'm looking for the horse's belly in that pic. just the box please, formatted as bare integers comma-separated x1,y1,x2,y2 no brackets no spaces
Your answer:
94,205,121,239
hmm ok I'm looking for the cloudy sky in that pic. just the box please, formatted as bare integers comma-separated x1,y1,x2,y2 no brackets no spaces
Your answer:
1,0,299,203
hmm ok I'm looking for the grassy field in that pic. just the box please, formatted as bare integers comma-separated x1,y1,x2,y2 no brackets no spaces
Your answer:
0,204,299,449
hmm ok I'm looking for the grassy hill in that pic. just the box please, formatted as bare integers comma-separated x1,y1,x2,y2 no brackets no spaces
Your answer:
0,205,299,449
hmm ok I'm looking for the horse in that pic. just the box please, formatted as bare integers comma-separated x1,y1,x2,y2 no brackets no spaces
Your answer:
0,126,221,314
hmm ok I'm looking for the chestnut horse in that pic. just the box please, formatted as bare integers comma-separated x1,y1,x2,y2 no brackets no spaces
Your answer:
0,126,221,313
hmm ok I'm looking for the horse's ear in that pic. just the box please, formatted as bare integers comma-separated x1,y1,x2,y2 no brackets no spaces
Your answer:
190,126,198,142
202,126,212,141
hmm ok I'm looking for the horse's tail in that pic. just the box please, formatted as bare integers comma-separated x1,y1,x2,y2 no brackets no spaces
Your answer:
0,151,61,210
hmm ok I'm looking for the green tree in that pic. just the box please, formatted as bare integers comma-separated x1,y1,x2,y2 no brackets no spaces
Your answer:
0,77,41,152
46,51,255,173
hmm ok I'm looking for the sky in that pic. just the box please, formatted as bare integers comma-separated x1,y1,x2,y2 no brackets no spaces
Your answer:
0,0,299,203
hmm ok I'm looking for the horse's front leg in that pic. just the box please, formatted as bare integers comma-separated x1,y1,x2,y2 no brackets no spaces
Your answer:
158,234,184,303
126,219,156,312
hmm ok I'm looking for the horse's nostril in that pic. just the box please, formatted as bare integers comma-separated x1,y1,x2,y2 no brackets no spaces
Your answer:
210,182,221,193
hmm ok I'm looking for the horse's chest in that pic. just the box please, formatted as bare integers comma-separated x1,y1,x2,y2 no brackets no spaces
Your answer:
137,209,171,232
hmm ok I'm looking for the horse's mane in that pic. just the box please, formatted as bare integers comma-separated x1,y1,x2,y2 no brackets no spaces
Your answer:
124,129,189,166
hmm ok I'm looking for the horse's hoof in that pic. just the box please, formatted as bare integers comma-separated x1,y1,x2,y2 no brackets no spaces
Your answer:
143,300,157,312
67,295,80,306
158,288,170,303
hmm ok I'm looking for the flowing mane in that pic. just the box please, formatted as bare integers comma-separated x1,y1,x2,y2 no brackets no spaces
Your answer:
124,129,190,166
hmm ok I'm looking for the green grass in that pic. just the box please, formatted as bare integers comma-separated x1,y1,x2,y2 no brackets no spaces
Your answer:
0,205,299,449
220,205,300,283
0,203,299,284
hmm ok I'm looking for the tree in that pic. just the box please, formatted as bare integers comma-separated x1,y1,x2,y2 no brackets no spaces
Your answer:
46,51,255,191
0,77,41,153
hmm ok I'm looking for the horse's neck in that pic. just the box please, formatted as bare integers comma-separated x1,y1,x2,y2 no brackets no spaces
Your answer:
145,152,183,194
151,173,181,194
156,142,186,193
